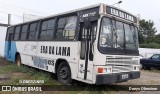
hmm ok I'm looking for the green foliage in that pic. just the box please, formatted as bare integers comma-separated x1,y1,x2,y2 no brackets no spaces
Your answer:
139,42,160,48
138,31,144,44
139,19,157,36
154,34,160,44
138,19,160,48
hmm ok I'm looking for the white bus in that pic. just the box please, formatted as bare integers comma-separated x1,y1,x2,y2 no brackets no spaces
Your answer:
5,3,140,85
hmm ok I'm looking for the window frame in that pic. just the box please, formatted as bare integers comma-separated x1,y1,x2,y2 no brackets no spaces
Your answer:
55,15,78,41
39,18,56,40
6,14,78,41
98,16,139,56
14,25,21,41
56,17,67,40
99,18,113,47
20,24,29,40
28,22,38,40
6,27,14,41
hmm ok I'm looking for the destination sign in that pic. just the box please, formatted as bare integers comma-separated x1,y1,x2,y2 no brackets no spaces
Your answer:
79,7,99,22
106,6,137,23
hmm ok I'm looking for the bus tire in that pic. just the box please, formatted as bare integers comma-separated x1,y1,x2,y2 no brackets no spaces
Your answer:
57,62,72,85
15,55,21,67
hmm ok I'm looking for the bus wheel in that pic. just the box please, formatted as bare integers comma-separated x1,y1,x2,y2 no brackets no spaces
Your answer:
57,62,72,85
15,55,21,67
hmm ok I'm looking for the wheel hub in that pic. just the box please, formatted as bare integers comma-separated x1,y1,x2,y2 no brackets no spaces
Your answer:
60,67,69,79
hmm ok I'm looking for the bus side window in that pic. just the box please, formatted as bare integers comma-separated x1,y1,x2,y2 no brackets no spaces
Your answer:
80,24,86,60
39,19,55,40
14,26,21,40
47,19,56,40
56,16,77,40
91,21,97,42
40,21,48,40
56,17,66,39
20,24,28,40
64,16,77,40
28,22,37,40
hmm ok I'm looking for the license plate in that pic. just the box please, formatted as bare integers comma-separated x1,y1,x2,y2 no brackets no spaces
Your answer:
122,74,128,79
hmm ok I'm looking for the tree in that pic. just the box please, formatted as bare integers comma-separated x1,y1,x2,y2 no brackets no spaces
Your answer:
155,34,160,44
138,31,144,44
139,19,157,43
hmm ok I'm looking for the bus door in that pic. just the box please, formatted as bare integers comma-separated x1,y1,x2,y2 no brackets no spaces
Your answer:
6,33,13,59
78,20,97,81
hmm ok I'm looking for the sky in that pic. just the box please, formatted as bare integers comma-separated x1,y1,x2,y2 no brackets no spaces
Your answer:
0,0,160,56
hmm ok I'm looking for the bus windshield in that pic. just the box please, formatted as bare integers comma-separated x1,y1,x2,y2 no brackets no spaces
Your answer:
98,17,138,55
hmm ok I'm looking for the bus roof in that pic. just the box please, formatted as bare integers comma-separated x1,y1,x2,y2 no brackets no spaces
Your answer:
9,3,137,27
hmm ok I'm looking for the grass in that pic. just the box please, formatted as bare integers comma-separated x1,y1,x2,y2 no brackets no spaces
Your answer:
0,61,60,85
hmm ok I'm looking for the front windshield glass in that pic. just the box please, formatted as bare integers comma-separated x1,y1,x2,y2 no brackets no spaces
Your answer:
99,17,138,55
124,24,136,49
116,21,125,49
99,18,112,47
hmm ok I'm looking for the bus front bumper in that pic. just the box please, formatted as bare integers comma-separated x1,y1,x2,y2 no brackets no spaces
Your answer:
96,71,140,85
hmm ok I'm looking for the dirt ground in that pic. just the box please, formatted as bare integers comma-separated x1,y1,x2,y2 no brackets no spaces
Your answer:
0,57,8,66
115,70,160,94
117,70,160,85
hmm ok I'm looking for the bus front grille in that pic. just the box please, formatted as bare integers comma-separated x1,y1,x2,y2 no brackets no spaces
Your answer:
106,56,139,73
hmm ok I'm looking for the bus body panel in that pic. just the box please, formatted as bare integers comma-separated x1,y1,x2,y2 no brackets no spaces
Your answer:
5,41,17,62
15,41,82,80
4,41,95,84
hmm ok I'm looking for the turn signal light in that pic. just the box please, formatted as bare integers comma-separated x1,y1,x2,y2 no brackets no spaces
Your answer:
98,68,103,73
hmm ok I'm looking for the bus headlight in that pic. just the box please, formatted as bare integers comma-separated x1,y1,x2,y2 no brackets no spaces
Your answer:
97,66,112,74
